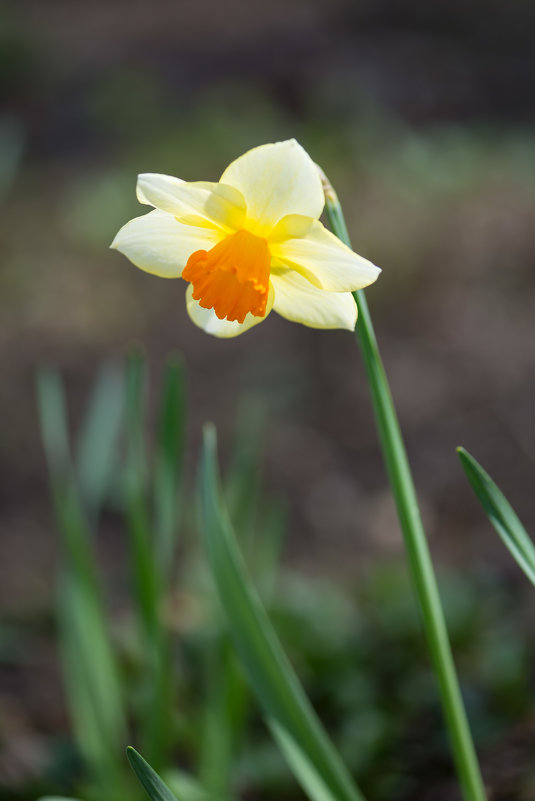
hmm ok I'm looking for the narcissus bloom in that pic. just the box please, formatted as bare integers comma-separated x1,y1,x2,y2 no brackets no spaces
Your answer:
111,140,380,337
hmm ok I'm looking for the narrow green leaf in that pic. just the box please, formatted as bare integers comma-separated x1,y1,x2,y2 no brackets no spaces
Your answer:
37,368,96,586
37,368,72,483
37,366,127,789
198,635,247,796
59,574,126,754
457,447,535,586
154,355,187,579
57,574,128,800
58,585,107,772
199,424,366,801
324,177,487,801
225,401,265,543
254,498,287,600
125,350,157,635
270,720,339,801
75,362,125,520
124,351,171,769
127,747,180,801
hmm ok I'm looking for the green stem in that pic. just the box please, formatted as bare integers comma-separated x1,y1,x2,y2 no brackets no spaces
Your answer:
322,174,487,801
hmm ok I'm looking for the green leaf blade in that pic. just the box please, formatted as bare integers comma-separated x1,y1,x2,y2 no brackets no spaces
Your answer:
457,447,535,586
127,747,180,801
154,355,187,578
199,424,366,801
75,362,125,520
269,720,340,801
37,366,127,792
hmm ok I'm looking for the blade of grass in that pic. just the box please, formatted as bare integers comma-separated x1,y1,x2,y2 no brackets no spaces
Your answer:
199,406,279,794
37,368,127,790
37,369,100,592
152,356,187,766
199,424,367,801
127,747,180,801
125,351,171,768
270,720,339,801
58,573,126,786
57,594,106,776
37,368,71,480
199,409,266,795
225,403,286,593
198,634,248,797
457,447,535,585
125,350,158,636
225,401,265,545
75,362,125,522
154,355,187,582
253,497,288,600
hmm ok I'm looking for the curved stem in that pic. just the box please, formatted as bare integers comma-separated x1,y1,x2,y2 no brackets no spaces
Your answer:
322,173,487,801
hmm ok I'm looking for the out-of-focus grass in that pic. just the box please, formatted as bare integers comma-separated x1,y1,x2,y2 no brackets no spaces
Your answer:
22,354,535,801
31,354,292,801
269,566,535,800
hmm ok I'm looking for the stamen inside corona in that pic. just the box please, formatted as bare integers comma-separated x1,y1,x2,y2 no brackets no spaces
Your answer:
182,229,271,323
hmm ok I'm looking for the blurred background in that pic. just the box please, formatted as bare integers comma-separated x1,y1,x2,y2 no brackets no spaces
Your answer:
1,1,535,800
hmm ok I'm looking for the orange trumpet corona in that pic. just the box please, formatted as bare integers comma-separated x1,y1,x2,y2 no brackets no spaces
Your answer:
182,229,271,323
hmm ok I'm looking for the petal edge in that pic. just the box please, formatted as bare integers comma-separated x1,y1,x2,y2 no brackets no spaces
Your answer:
271,269,358,330
271,220,381,292
111,209,222,278
220,140,324,235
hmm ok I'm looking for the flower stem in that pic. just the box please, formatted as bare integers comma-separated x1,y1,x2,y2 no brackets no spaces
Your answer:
322,173,487,801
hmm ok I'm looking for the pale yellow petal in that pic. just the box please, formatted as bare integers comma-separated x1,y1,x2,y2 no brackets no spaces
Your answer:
185,283,274,338
271,220,380,292
220,140,324,236
137,174,246,231
110,209,222,278
271,269,357,330
268,214,315,243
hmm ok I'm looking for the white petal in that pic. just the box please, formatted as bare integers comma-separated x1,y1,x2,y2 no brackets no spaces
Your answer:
137,174,246,231
271,268,357,330
111,209,222,278
185,283,274,338
220,140,324,235
271,220,380,292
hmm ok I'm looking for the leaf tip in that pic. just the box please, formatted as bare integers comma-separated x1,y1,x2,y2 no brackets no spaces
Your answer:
126,744,139,766
202,422,217,451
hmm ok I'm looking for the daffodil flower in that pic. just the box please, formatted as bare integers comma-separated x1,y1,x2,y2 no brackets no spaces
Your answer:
111,140,380,337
